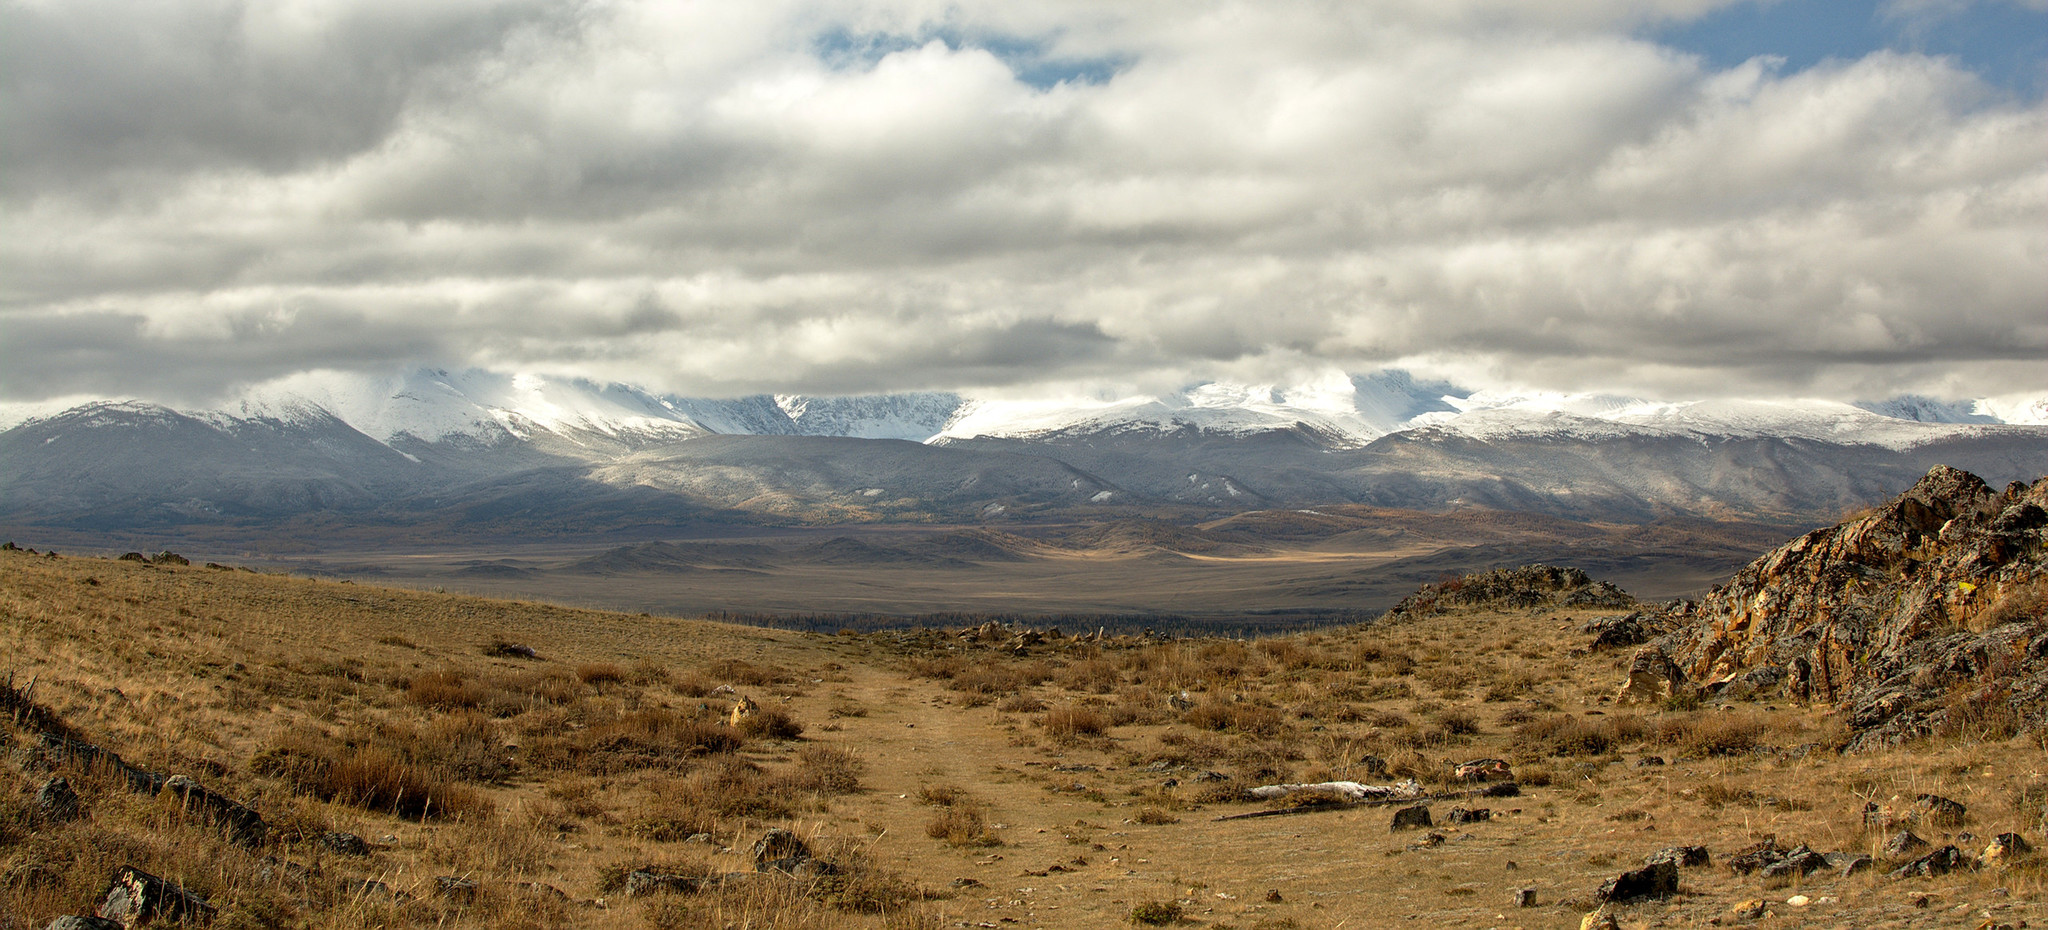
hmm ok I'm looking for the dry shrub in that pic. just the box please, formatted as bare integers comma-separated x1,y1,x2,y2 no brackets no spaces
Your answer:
254,738,491,821
785,744,865,795
1041,705,1109,740
916,784,969,807
575,662,627,691
907,655,968,680
1514,713,1648,758
407,670,483,709
1133,807,1180,825
1057,657,1123,693
996,693,1047,713
524,706,742,774
1653,711,1768,757
737,706,804,741
925,806,1001,847
1182,701,1286,737
702,659,788,687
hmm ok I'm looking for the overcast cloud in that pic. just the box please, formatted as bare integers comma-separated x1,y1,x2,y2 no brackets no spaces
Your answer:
2,0,2042,404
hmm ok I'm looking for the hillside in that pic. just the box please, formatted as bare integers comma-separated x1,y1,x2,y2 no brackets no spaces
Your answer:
4,542,2044,929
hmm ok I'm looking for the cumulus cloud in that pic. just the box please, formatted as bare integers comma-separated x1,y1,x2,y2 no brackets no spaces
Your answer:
0,0,2041,405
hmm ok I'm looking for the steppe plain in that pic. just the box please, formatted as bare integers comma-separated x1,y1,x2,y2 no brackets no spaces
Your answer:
2,542,2042,929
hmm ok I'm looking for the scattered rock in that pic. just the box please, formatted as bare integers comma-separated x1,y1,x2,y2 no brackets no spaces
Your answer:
433,877,478,904
1646,846,1710,868
1444,808,1491,824
162,775,266,848
751,828,809,864
1408,832,1447,849
45,918,122,930
758,856,839,878
318,831,370,858
1479,782,1522,798
1616,646,1690,706
1759,846,1828,881
342,878,403,901
624,871,711,897
1513,888,1537,908
1389,805,1432,831
508,881,568,901
1888,845,1971,880
1825,852,1873,877
1585,611,1663,650
1264,889,1283,903
1984,833,2033,864
1913,794,1967,829
1727,840,1789,875
36,777,80,824
1636,756,1666,767
1882,830,1932,860
1730,898,1768,920
1595,859,1678,903
97,865,216,926
1579,907,1622,930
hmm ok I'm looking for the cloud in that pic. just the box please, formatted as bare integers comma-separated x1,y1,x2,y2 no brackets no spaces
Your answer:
0,0,2040,405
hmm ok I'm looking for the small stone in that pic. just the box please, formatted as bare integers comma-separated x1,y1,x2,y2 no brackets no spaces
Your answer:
1513,888,1537,908
1581,909,1621,930
1786,894,1811,906
1760,846,1828,881
1636,755,1667,767
1264,889,1282,903
1445,807,1491,824
1731,899,1767,920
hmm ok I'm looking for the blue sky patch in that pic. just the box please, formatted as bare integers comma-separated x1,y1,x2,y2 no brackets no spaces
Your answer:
1653,0,2047,98
811,26,1125,90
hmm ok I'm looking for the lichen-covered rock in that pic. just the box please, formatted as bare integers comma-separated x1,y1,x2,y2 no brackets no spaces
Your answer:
97,866,216,926
1383,564,1636,620
1615,646,1690,706
1661,466,2048,744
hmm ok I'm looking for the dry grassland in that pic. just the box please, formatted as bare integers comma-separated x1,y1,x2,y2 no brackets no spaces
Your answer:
2,548,2043,929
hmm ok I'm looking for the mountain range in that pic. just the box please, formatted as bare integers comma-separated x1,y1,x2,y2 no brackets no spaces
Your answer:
2,367,2045,537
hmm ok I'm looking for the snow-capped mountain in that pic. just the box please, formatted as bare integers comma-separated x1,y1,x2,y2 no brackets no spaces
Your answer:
3,365,2044,533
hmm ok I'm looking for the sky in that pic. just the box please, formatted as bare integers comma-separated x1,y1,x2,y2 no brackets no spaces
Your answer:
2,0,2044,407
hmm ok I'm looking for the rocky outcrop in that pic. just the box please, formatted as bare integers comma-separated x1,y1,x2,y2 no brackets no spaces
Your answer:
1382,564,1636,620
1663,466,2048,747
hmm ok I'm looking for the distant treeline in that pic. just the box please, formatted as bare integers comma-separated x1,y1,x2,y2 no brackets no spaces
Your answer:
699,607,1379,638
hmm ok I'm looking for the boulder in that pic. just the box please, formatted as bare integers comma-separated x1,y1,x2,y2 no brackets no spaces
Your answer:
624,871,712,897
1888,845,1970,879
1615,646,1689,706
1758,845,1828,881
1663,467,2048,745
97,866,216,926
1983,833,2033,864
319,831,370,858
433,876,478,904
46,918,122,930
1389,805,1432,831
36,777,81,823
1595,859,1678,903
750,828,809,864
1443,808,1490,824
1912,794,1967,829
1882,830,1931,860
1726,840,1788,875
1644,845,1710,868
